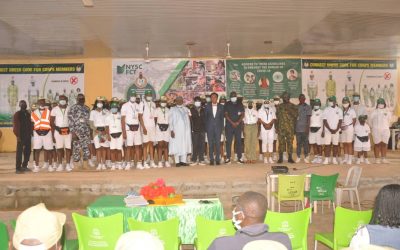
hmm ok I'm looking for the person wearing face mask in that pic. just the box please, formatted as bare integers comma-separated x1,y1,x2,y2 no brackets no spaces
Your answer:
89,96,110,171
13,100,33,174
353,115,371,164
154,96,171,168
258,100,276,164
189,96,206,166
50,95,72,172
121,90,144,170
243,100,258,163
105,99,123,170
31,98,54,173
68,93,91,170
272,96,280,160
276,92,298,163
139,90,157,169
340,97,357,165
169,96,192,167
321,96,343,165
309,99,324,164
208,191,292,250
295,94,312,163
224,91,245,164
370,98,392,164
204,93,225,165
219,95,227,160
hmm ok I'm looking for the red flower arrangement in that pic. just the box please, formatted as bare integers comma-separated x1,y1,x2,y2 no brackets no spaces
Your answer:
140,178,176,200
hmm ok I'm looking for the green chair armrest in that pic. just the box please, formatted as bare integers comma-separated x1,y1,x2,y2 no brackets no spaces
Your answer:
315,232,334,249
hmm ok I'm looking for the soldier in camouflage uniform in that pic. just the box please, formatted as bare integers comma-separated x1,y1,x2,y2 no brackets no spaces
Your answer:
68,93,91,169
276,91,298,163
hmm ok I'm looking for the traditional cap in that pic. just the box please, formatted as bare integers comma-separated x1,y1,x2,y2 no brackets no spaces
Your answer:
13,203,66,250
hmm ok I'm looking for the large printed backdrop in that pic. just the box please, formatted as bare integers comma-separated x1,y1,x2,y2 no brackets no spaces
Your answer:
112,59,226,104
302,59,397,111
0,63,84,127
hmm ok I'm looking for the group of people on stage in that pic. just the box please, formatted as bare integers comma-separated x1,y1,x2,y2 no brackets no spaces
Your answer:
12,88,393,173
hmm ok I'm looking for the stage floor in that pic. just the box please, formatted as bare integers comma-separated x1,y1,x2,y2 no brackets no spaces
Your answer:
0,151,399,249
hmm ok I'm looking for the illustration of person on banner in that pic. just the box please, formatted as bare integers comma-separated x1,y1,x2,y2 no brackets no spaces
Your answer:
7,76,18,114
28,76,40,107
325,71,336,103
344,71,355,98
388,83,395,107
307,71,318,101
135,72,148,88
362,84,370,107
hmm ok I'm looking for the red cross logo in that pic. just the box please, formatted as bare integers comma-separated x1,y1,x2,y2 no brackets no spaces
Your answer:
384,72,391,80
70,76,78,85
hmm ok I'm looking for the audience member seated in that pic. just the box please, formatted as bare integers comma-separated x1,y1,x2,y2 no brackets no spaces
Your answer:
115,231,164,250
13,203,66,250
208,191,292,250
350,184,400,249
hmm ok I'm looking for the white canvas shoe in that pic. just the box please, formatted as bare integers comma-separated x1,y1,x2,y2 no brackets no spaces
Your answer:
88,158,96,167
382,158,390,164
150,161,157,168
137,162,144,170
375,158,381,164
268,157,275,164
32,164,40,173
48,166,54,172
356,158,361,164
124,162,131,171
56,164,64,172
263,157,269,164
42,162,49,169
65,164,72,172
365,158,370,164
144,162,150,169
332,157,338,165
96,164,102,171
110,163,116,171
190,161,198,166
323,158,329,165
295,158,301,163
311,156,319,164
165,161,171,168
304,156,310,164
158,162,164,168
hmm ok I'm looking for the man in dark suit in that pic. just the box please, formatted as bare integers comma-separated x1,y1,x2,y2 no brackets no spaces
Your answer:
205,92,224,165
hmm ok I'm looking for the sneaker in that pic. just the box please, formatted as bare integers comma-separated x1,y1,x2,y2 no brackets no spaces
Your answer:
198,161,206,166
332,157,338,165
295,158,301,163
52,163,57,170
382,158,390,164
110,164,116,171
259,154,264,161
238,160,244,164
106,160,112,168
224,159,231,164
42,162,49,169
165,161,171,168
150,161,157,168
48,166,54,172
32,164,40,173
101,164,107,170
346,159,352,165
356,158,361,164
96,164,103,171
311,157,319,164
89,159,96,167
56,164,64,172
317,157,323,164
375,158,381,164
190,161,198,166
65,164,72,172
304,157,310,164
124,162,131,171
158,162,164,168
365,158,371,164
263,157,268,164
137,162,144,170
323,158,329,165
144,162,150,169
283,153,288,161
268,157,275,164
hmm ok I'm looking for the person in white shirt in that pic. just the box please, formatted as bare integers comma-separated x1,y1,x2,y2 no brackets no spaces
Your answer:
340,97,357,164
105,100,123,170
352,92,367,123
244,100,259,163
309,99,324,164
369,98,392,164
50,95,72,172
121,91,144,170
354,115,371,164
322,96,343,164
154,96,171,168
258,100,276,164
89,96,110,170
140,90,157,168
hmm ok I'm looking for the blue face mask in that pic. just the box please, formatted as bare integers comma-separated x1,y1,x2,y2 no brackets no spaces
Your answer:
353,96,360,102
111,108,118,114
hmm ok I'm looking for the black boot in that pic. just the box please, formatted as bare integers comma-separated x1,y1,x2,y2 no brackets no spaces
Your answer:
277,153,283,163
288,154,295,163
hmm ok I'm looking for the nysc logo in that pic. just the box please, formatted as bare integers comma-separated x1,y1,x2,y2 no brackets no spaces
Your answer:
117,64,143,75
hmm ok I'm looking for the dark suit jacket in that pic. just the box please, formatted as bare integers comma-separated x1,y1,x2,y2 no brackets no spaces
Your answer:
204,103,224,135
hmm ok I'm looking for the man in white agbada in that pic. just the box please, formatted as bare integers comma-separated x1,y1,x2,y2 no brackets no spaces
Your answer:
169,96,192,167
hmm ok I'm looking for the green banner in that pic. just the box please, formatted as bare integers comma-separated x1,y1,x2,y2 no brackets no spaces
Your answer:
0,63,84,74
226,59,302,99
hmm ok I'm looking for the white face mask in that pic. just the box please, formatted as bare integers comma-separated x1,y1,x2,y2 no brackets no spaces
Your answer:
273,100,279,105
378,104,385,109
353,97,360,102
206,97,211,102
160,102,167,108
59,100,67,106
230,97,237,103
264,104,270,109
39,105,45,110
328,101,334,107
111,108,118,114
314,105,320,110
220,102,225,106
343,103,349,108
97,103,103,109
194,101,201,107
130,96,136,103
146,96,152,102
232,208,244,230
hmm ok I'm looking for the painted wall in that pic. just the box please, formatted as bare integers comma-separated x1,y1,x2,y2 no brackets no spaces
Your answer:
0,56,399,152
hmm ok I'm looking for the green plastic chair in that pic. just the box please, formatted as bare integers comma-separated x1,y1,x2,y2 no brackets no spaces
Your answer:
0,220,9,250
10,219,16,230
72,213,123,250
194,216,236,250
314,207,372,250
272,175,306,212
128,217,181,250
265,208,311,250
305,174,339,213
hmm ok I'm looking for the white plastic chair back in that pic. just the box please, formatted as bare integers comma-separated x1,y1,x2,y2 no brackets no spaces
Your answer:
344,166,362,188
242,240,288,250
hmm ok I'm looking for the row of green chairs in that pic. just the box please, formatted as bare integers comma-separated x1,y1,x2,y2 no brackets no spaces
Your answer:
272,174,339,213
